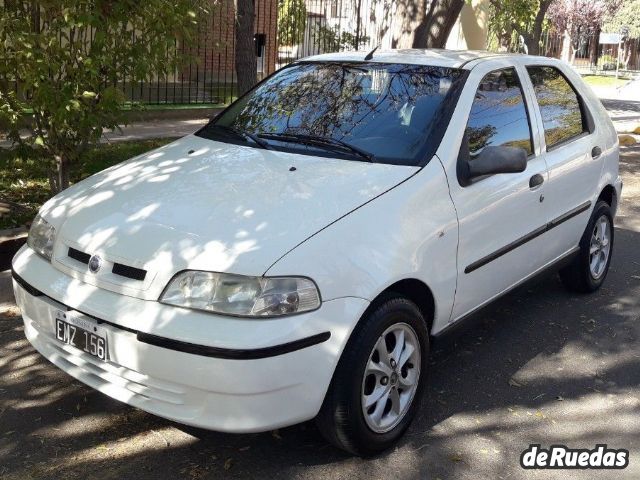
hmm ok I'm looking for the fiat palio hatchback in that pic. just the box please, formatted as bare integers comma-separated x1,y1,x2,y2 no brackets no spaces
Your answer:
13,50,621,455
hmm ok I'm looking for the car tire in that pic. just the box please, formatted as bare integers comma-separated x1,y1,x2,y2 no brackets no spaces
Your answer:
559,200,614,293
315,295,429,456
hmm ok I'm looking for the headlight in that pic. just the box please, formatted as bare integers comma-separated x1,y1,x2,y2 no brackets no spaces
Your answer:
160,271,321,317
27,214,56,261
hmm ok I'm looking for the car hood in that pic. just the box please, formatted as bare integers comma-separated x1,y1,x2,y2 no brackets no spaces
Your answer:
42,136,417,298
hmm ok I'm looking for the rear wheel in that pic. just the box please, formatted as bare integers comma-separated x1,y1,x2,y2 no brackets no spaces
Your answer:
316,296,429,456
559,200,614,293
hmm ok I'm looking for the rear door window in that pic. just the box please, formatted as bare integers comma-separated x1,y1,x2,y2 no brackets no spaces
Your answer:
526,66,587,149
464,68,533,159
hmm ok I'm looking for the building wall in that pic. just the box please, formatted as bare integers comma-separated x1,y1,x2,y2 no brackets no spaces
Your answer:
184,0,279,82
446,0,489,50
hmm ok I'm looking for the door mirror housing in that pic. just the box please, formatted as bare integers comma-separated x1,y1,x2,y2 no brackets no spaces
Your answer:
458,145,527,186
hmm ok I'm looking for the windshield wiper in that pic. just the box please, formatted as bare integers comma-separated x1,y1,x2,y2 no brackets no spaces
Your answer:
257,132,374,163
206,124,272,150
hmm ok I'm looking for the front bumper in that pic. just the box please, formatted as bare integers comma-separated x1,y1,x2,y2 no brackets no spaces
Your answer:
12,246,369,432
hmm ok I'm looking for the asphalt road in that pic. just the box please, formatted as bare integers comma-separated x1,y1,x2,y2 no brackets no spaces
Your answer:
1,109,639,480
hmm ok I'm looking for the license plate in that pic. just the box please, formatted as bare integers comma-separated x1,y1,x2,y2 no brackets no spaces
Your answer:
55,310,108,361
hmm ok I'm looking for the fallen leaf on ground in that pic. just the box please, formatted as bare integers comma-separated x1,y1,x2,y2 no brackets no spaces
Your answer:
449,453,464,462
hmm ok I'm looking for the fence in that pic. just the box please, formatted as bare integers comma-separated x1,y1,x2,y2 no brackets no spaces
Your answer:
171,0,384,104
7,1,639,106
104,0,380,105
140,12,640,105
500,31,640,76
122,0,279,105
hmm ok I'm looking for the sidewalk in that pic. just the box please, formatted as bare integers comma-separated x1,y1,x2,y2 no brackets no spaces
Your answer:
102,117,209,143
0,117,211,148
601,97,640,135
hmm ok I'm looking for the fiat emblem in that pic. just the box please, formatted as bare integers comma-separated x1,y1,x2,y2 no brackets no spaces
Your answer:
88,255,103,273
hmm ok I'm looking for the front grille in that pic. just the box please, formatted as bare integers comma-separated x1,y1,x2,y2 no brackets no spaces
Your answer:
112,263,147,281
68,247,90,264
67,247,147,281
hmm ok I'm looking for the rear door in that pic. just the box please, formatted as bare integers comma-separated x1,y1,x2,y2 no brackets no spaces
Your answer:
521,62,603,259
440,60,550,322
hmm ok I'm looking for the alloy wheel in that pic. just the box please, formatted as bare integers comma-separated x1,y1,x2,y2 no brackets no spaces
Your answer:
361,322,421,433
589,214,611,280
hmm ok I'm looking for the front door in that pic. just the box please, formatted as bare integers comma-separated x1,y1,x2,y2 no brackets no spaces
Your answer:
443,62,550,321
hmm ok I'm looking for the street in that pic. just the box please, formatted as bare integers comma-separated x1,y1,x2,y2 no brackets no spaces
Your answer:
1,103,639,480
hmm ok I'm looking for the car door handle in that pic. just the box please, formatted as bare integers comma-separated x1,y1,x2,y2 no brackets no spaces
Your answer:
529,174,544,189
592,146,602,159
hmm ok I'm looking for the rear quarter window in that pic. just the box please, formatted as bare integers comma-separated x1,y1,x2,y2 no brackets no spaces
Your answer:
526,66,587,149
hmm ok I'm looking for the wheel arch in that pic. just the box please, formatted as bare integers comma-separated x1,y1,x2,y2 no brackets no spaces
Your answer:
597,184,618,215
364,278,436,334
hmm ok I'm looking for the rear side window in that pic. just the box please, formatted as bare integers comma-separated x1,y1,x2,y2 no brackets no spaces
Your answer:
464,68,533,159
526,66,586,149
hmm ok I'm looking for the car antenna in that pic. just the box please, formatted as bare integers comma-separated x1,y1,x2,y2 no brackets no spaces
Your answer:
364,45,379,61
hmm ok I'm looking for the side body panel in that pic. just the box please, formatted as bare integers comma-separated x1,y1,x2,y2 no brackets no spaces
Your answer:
518,58,618,259
436,58,551,322
265,159,459,334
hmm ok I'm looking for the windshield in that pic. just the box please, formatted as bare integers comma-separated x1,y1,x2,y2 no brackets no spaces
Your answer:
196,62,467,166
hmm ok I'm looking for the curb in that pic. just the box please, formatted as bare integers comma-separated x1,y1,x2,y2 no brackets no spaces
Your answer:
123,106,222,122
618,134,638,146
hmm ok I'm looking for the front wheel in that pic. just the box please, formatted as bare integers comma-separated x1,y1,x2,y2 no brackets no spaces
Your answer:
559,200,614,293
316,296,429,456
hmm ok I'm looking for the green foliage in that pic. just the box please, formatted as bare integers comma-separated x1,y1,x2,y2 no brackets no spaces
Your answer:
315,25,370,51
603,0,640,37
488,0,540,48
582,74,630,87
0,138,175,228
277,0,307,46
0,0,208,193
598,54,623,70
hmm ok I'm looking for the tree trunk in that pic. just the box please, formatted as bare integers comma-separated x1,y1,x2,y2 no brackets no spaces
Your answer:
391,0,465,49
589,28,600,68
622,39,632,69
560,28,572,63
52,154,70,194
234,0,257,96
412,0,465,48
524,0,552,55
390,0,426,48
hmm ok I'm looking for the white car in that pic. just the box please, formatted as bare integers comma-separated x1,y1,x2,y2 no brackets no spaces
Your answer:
12,50,621,455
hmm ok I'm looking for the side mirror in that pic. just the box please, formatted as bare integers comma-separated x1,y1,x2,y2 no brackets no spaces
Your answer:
465,145,527,181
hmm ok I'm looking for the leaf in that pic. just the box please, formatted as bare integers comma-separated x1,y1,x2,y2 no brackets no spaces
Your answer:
449,453,464,462
34,136,45,147
81,91,97,100
509,378,524,387
223,458,233,470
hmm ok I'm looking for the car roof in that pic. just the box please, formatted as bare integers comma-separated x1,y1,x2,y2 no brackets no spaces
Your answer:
302,49,549,69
